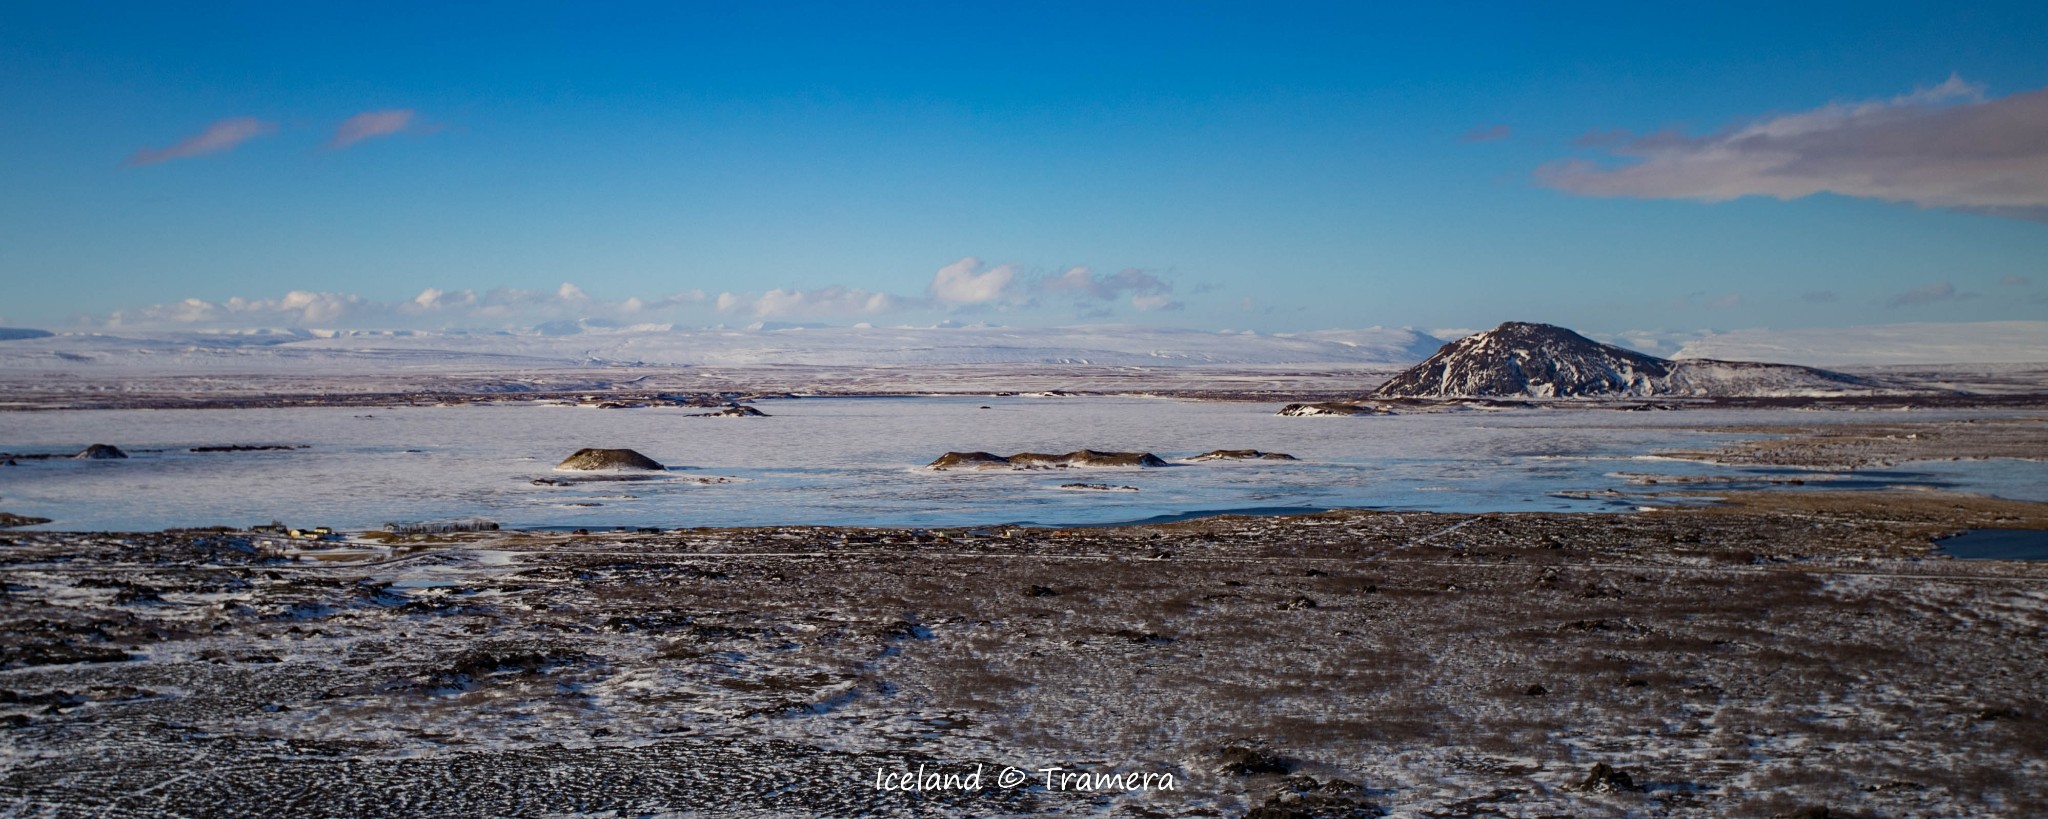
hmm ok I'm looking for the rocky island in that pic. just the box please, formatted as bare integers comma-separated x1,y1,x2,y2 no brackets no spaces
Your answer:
928,450,1171,470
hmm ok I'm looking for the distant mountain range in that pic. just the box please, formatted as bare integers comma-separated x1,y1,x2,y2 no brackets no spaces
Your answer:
0,321,2040,379
0,324,1443,374
1375,322,1882,398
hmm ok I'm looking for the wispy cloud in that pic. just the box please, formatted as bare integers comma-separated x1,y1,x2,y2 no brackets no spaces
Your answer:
125,117,278,166
328,109,417,150
1540,76,2048,220
1886,281,1959,307
1043,266,1181,311
2001,274,2033,287
1801,290,1839,303
1461,124,1511,143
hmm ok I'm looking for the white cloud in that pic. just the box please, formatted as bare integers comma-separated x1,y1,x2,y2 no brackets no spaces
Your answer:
726,287,901,318
1540,76,2048,219
111,290,367,326
928,257,1019,305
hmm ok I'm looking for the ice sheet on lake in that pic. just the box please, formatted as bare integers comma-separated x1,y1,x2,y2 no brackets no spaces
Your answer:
4,397,2043,531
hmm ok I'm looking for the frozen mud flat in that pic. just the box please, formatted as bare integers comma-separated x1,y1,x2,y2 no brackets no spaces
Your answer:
3,492,2047,817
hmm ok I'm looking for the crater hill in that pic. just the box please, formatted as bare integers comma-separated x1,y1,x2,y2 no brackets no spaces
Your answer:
1375,321,1880,399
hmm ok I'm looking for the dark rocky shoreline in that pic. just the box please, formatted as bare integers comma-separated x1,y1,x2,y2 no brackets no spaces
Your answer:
4,492,2046,816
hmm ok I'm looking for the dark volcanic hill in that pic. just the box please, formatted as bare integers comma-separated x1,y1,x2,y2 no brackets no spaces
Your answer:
1375,322,1877,399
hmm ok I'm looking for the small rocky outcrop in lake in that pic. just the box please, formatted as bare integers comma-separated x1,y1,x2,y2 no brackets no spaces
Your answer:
1188,449,1298,461
1277,403,1393,417
928,451,1011,469
691,405,768,418
555,448,666,471
928,450,1168,470
0,512,54,528
1060,483,1140,492
74,444,128,460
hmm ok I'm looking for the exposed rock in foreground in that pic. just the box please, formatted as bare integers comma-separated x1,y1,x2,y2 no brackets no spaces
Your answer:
73,444,127,460
1277,402,1393,417
928,450,1168,470
1375,321,1878,399
2,491,2045,817
555,448,667,471
691,405,769,418
1187,449,1298,461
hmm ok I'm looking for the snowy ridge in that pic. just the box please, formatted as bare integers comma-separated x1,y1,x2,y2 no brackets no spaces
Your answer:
1674,321,2048,367
1377,322,1881,398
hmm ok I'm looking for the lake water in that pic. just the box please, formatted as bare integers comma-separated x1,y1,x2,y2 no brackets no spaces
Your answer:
2,397,2042,531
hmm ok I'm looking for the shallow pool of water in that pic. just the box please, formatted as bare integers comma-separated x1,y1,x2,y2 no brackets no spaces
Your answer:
1938,529,2048,561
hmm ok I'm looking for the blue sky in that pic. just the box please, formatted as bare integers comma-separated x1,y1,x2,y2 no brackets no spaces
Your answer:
2,1,2045,335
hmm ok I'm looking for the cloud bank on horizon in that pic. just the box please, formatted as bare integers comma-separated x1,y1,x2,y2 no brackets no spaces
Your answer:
1541,75,2048,221
95,257,1190,330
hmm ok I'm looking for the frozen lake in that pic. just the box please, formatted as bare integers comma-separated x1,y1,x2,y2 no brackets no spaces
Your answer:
2,397,2042,530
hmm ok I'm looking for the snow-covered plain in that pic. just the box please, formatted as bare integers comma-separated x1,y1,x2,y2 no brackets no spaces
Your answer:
3,397,2042,531
0,324,1447,374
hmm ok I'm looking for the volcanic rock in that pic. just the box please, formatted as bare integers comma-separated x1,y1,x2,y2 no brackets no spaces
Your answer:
0,512,54,528
1277,403,1392,417
1376,321,1875,399
1188,449,1299,461
691,405,769,418
929,450,1168,470
555,448,666,471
